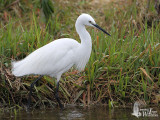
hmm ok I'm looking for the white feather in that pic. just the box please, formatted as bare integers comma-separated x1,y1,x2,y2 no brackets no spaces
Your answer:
12,39,79,77
12,13,108,82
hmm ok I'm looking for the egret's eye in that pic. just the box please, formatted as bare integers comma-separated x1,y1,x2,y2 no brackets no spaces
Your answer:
89,21,92,23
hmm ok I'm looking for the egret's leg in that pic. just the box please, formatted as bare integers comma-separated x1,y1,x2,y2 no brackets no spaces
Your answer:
55,81,64,109
27,75,43,110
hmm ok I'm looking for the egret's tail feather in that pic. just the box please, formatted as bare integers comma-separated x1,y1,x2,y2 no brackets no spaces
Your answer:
12,60,30,76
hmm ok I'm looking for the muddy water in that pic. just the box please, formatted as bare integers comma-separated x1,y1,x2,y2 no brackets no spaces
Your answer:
0,105,159,120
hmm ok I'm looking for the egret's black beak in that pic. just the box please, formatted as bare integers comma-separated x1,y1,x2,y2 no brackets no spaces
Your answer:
92,23,111,36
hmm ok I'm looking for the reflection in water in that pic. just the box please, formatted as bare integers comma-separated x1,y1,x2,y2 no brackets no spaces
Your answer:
0,105,159,120
59,106,84,120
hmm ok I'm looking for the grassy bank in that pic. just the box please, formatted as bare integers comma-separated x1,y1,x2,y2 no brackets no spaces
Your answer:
0,0,160,110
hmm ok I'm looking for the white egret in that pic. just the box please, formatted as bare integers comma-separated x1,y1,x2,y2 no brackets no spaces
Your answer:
12,13,110,109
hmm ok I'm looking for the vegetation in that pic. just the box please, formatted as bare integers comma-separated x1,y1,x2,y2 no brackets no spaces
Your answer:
0,0,160,110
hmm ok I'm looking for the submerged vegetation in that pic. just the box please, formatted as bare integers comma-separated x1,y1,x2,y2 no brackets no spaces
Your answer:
0,0,160,110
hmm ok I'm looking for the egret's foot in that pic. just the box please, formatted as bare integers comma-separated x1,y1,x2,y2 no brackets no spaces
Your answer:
59,103,64,110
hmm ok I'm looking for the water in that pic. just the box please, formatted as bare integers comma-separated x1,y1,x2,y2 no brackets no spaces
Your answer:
0,105,159,120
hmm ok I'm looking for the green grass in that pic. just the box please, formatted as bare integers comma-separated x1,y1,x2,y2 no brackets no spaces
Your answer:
0,0,160,109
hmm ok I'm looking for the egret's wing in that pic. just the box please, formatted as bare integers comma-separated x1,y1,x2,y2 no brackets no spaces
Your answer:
12,38,79,76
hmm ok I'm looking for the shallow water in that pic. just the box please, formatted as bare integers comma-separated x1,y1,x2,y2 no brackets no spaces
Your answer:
0,105,159,120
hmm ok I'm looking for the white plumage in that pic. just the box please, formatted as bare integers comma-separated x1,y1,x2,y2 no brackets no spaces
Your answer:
12,39,78,77
12,13,97,82
11,13,110,109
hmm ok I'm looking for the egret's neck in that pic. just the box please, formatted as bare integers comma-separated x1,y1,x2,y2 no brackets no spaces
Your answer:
74,19,92,71
75,22,92,48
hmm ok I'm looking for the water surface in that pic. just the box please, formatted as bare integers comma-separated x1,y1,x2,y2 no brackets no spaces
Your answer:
0,105,159,120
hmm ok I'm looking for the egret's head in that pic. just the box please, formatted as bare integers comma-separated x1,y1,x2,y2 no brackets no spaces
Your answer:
76,13,111,36
76,13,96,26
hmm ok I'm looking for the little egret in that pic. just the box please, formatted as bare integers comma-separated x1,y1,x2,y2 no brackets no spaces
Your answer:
12,13,110,109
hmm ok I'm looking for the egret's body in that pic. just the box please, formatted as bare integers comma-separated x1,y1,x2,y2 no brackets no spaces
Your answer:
13,39,82,78
12,13,110,109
